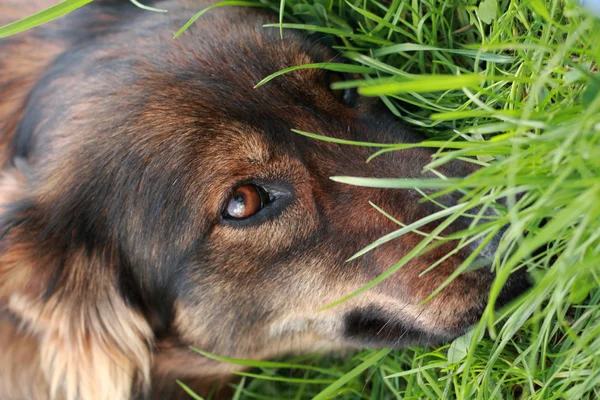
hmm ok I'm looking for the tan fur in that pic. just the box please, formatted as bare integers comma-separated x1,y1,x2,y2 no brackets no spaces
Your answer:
9,293,152,400
0,314,50,399
0,168,27,210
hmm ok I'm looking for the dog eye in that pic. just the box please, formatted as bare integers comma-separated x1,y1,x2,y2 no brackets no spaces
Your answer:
225,184,270,219
326,71,356,107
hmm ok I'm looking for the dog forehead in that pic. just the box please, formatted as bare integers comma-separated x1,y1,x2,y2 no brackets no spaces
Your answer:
194,123,276,164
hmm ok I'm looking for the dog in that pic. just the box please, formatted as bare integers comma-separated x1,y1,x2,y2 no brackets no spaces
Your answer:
0,1,531,399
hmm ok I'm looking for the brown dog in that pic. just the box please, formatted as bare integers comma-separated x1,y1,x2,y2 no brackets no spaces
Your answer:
0,1,530,399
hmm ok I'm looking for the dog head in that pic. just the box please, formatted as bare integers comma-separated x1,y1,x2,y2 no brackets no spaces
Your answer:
0,1,530,398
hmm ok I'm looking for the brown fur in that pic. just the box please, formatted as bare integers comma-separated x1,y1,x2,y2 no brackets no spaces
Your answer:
0,1,530,399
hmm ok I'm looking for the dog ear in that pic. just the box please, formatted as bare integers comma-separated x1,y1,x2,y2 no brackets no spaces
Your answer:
0,165,154,400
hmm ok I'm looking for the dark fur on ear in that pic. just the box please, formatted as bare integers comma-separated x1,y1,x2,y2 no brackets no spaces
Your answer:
0,166,153,400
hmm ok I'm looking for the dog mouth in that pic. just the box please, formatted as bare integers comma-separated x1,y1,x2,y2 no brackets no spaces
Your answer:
343,271,533,348
342,306,458,348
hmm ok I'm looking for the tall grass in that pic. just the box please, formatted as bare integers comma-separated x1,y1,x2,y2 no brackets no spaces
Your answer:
200,0,600,398
2,0,599,398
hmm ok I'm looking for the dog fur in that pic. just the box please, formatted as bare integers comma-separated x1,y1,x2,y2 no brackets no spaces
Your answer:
0,1,530,398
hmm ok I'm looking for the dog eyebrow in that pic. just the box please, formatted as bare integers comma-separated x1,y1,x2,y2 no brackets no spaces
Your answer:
245,136,272,164
224,126,274,165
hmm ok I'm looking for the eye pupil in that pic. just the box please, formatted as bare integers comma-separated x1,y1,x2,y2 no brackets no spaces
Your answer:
225,184,268,220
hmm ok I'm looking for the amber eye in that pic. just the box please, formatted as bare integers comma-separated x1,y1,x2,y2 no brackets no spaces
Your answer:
225,184,270,220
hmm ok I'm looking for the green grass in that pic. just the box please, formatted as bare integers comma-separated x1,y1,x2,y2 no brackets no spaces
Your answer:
190,0,600,398
2,0,599,398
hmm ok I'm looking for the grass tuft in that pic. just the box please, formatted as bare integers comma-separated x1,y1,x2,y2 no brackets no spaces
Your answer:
220,0,600,398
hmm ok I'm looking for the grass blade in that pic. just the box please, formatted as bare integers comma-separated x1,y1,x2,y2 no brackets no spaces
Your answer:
174,1,270,38
313,349,389,400
0,0,93,39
